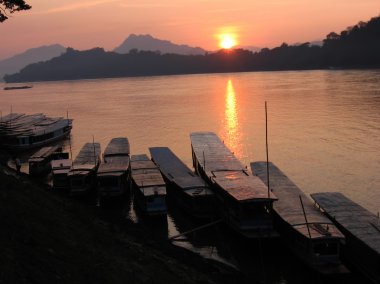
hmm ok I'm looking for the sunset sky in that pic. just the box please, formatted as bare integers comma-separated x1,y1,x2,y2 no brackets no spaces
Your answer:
1,0,379,59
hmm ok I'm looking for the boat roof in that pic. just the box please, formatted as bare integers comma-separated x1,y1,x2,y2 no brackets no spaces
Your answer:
251,162,343,240
0,113,72,138
311,192,380,253
131,154,166,191
149,147,212,194
71,142,101,169
29,145,61,162
104,137,130,157
130,154,157,170
190,132,276,202
98,156,130,174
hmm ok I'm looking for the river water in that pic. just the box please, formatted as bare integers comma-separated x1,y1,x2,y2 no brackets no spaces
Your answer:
1,70,379,282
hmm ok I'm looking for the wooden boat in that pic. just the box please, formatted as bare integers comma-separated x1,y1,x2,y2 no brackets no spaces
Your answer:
251,162,346,274
0,113,72,151
311,192,380,281
149,147,215,218
4,85,32,90
97,138,130,197
28,145,62,176
51,152,71,189
68,143,101,195
130,154,167,216
190,132,277,238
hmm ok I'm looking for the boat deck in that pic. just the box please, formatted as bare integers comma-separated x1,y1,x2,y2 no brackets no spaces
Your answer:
190,132,276,202
131,154,166,197
149,147,213,196
98,138,130,175
251,162,343,239
311,192,380,254
103,137,130,158
70,143,101,172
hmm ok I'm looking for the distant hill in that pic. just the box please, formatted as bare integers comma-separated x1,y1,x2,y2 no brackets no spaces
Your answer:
114,34,206,55
0,44,66,81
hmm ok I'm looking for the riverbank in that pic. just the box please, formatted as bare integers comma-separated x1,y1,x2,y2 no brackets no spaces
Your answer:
0,159,246,284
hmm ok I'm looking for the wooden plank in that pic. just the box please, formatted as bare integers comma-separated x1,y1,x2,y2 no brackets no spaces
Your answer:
251,161,343,239
311,192,380,254
190,132,276,202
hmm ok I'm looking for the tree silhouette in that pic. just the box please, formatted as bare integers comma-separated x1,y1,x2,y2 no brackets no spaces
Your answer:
0,0,31,22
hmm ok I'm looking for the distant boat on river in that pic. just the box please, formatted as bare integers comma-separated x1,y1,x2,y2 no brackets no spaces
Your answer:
4,85,33,90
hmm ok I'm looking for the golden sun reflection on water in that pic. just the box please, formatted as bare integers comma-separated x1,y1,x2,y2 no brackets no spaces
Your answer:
222,79,243,158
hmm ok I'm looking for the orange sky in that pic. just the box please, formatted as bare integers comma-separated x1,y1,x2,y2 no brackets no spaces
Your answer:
1,0,379,59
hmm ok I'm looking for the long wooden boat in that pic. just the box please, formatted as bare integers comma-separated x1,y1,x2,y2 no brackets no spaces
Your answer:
97,138,130,197
0,113,72,151
4,85,32,90
68,143,101,195
51,152,71,189
149,147,215,218
190,132,277,238
311,192,380,282
251,162,346,274
28,145,61,176
130,154,167,216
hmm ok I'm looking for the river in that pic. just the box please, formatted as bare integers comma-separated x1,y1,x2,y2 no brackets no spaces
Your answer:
1,69,379,282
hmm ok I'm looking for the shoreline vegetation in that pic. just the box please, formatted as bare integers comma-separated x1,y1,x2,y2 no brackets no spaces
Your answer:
0,151,245,284
4,15,380,83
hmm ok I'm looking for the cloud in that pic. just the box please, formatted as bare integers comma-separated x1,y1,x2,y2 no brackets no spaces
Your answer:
34,0,118,15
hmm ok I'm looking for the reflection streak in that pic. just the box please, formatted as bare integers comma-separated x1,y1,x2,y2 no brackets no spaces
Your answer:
224,79,242,157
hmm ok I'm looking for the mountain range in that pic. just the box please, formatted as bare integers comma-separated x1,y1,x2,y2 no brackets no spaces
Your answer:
1,35,209,81
7,12,379,84
0,44,66,82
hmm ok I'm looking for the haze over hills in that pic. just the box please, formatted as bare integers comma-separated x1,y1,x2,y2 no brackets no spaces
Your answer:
114,34,207,55
0,44,66,81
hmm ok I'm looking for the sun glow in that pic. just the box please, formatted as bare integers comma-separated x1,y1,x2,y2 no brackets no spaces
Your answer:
219,34,237,49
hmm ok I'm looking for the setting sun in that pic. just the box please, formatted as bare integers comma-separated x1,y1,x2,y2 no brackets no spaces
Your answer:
219,34,237,49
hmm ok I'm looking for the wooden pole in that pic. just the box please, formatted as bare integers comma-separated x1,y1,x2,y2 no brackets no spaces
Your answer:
92,135,97,165
169,219,223,241
203,150,206,171
265,101,270,199
299,195,312,238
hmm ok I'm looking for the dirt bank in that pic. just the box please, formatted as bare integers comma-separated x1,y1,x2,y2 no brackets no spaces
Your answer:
0,161,247,284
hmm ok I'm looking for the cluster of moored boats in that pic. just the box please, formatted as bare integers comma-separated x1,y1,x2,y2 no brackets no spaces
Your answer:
2,112,378,282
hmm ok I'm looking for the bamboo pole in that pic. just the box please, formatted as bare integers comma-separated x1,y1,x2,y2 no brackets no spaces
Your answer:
299,195,312,238
265,101,270,199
